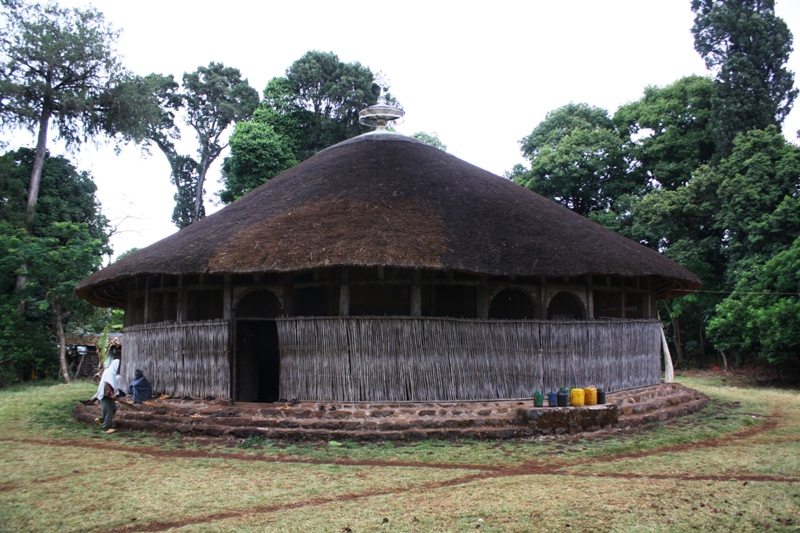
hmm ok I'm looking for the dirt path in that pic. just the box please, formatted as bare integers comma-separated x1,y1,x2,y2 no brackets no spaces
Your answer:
2,410,796,533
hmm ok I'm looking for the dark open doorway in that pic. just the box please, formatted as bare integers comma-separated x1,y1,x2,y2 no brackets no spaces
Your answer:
235,289,283,402
236,320,280,402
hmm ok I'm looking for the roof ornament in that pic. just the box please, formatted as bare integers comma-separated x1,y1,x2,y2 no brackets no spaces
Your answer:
359,85,404,132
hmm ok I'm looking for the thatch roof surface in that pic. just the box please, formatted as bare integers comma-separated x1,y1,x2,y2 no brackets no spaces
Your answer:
77,133,701,306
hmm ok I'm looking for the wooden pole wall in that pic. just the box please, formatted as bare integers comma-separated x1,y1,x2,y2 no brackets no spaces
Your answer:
122,319,230,399
277,317,661,402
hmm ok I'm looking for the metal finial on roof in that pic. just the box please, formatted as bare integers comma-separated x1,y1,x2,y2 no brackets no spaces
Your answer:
359,89,404,131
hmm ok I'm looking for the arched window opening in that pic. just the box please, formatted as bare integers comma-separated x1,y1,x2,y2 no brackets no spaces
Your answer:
489,289,536,319
547,291,585,320
236,290,282,319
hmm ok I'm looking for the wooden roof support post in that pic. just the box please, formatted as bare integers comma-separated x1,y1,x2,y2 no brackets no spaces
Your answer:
282,273,294,316
477,276,489,319
539,276,546,320
339,268,350,317
586,276,594,320
123,282,132,328
143,276,150,324
411,270,422,317
222,274,232,322
177,275,186,324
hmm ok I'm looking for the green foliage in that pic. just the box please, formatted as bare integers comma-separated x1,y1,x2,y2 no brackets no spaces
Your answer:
95,327,111,370
21,222,105,381
708,238,800,364
0,0,139,228
0,148,110,247
713,126,800,265
0,291,56,385
141,64,259,228
514,103,636,216
411,131,447,151
0,0,124,146
0,149,110,384
284,50,382,158
692,0,798,156
614,75,716,190
220,116,298,204
220,51,393,201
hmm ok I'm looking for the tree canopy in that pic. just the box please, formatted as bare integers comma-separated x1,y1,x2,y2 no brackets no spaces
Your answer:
0,148,110,383
220,112,297,204
411,132,447,151
512,103,634,216
614,75,716,191
141,64,260,227
692,0,797,156
0,0,130,228
219,51,391,204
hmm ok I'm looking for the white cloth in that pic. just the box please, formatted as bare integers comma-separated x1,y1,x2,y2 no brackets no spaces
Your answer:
94,359,120,400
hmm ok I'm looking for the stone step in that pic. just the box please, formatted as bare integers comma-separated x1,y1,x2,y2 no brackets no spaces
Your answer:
73,383,706,441
608,383,689,405
615,397,708,428
615,391,701,416
115,417,615,442
73,401,618,441
612,382,709,429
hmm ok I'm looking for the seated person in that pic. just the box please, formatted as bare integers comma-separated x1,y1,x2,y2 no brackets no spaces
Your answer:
128,369,152,403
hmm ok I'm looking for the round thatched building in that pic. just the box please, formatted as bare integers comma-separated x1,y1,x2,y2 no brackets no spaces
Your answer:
77,130,700,403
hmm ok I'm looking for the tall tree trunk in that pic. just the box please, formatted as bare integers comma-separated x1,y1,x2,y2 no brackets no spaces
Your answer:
26,107,52,231
193,162,208,224
54,303,71,384
17,108,52,304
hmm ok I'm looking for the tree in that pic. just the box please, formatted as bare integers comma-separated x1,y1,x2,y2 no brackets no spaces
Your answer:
412,131,447,151
713,126,800,265
219,112,297,204
220,51,394,201
708,237,800,366
143,64,259,227
0,147,110,245
692,0,797,156
614,75,716,190
513,103,635,216
0,149,110,383
627,170,728,365
628,126,800,366
12,222,105,383
181,63,259,223
285,51,381,157
0,0,126,229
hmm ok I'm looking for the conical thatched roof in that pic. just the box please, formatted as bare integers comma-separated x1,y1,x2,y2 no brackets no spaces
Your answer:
77,133,701,307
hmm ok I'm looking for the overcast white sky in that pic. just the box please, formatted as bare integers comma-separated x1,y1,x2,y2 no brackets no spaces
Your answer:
5,1,800,260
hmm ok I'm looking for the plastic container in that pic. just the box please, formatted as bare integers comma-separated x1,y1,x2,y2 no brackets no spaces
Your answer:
597,388,606,405
533,391,544,407
557,388,569,407
548,390,558,407
584,387,597,406
570,387,585,407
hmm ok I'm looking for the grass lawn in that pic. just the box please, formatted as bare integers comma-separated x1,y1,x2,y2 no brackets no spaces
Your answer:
0,374,798,532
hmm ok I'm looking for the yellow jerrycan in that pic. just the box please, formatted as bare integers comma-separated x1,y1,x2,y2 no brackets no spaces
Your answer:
569,387,585,407
583,387,598,405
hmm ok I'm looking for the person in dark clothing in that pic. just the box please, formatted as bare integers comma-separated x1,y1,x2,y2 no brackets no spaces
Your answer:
128,369,152,403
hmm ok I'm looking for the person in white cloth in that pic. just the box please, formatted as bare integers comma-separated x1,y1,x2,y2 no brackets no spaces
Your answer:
93,358,121,434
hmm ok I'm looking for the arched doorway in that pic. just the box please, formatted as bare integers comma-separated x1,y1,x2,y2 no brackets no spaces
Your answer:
236,290,282,402
489,289,537,319
547,291,585,320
